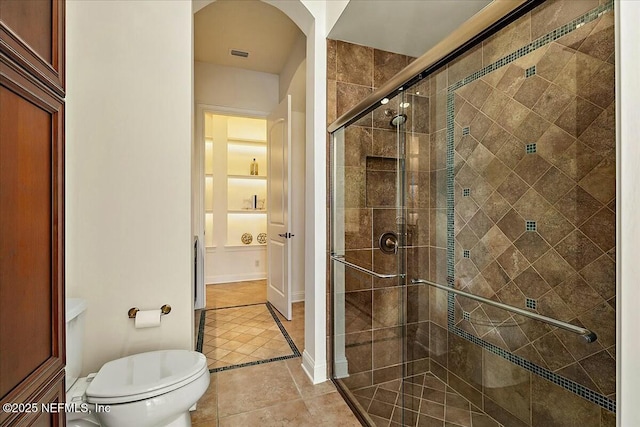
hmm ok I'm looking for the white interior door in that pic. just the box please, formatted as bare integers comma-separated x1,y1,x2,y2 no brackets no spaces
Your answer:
267,95,292,320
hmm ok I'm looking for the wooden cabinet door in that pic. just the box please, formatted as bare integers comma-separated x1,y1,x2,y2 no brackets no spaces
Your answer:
0,0,65,95
0,0,65,425
0,36,65,427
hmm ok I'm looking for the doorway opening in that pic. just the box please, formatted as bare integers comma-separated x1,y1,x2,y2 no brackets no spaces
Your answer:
192,0,316,380
194,106,305,371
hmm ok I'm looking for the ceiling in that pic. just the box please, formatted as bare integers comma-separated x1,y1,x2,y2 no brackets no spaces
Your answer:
194,0,493,75
328,0,493,58
194,0,303,74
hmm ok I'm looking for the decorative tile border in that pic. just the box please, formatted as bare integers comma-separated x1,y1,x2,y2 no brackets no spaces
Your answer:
196,302,301,373
445,0,615,413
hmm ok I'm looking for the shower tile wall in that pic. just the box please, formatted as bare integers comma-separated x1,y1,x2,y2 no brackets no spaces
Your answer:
327,40,432,393
427,1,615,426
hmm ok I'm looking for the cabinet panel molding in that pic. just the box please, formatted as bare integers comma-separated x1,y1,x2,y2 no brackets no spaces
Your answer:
0,0,65,96
0,53,65,426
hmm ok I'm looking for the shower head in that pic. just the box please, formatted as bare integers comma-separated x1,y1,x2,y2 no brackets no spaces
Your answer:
390,113,407,127
384,109,407,127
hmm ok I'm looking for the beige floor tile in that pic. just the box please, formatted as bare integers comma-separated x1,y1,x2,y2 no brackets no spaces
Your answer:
285,358,337,399
244,326,266,335
216,361,301,417
200,303,298,371
232,334,256,344
190,373,217,424
303,392,362,426
219,352,246,365
208,348,230,360
217,330,241,340
218,399,316,427
259,330,280,339
251,346,284,360
192,421,218,427
261,338,288,350
238,355,261,364
235,343,260,355
246,336,270,347
217,340,244,351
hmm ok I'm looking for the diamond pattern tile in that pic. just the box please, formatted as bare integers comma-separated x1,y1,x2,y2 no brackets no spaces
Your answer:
198,304,299,372
352,373,502,427
451,13,615,397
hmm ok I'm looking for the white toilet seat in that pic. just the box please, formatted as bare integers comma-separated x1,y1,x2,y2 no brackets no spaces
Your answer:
86,350,207,405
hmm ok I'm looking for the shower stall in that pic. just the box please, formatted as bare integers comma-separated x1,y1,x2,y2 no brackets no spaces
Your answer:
328,1,616,426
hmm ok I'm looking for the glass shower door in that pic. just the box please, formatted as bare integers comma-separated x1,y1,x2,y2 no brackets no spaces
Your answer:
331,92,409,425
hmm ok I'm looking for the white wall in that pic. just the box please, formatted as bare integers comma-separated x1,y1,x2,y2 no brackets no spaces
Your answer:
195,61,279,112
66,0,193,374
618,1,640,425
279,33,307,112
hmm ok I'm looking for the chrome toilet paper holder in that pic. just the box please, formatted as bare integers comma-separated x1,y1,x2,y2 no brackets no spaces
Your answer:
128,304,172,319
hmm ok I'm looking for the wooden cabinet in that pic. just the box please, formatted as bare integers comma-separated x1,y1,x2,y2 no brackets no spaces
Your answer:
0,1,65,426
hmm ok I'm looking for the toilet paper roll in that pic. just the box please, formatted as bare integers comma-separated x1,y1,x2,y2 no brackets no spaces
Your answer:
134,309,162,328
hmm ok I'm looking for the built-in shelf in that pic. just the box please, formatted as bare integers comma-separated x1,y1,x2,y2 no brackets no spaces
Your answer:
204,113,268,252
228,174,267,180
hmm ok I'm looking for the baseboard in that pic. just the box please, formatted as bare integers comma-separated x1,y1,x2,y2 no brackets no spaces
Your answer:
292,291,305,302
206,272,266,284
302,350,327,385
334,356,349,379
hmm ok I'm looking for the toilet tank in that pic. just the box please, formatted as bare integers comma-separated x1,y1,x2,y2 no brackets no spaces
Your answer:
66,298,87,392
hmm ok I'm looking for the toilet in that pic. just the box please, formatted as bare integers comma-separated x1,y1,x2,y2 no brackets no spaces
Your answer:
65,298,210,427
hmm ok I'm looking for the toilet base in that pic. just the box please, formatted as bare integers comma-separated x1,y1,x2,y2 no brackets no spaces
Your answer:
164,412,191,427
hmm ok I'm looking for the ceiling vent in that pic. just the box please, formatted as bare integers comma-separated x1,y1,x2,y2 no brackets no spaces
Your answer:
230,49,249,58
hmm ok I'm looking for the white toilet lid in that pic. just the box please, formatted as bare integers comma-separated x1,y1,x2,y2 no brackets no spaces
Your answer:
86,350,207,404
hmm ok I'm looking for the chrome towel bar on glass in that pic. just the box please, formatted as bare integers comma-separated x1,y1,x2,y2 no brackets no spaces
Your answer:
411,278,597,343
330,255,400,279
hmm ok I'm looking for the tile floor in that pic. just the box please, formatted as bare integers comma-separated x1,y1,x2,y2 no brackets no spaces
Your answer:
192,280,360,426
350,373,502,427
199,303,299,371
191,358,361,427
205,280,266,309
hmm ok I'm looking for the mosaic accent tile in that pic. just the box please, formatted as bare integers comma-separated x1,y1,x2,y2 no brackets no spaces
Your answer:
462,126,470,136
446,0,615,414
463,250,470,259
463,188,471,197
525,65,537,78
